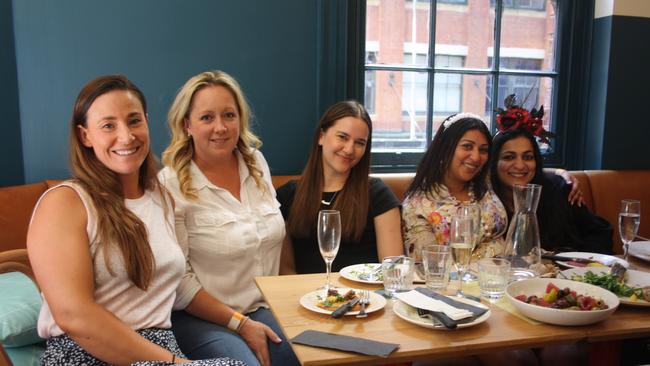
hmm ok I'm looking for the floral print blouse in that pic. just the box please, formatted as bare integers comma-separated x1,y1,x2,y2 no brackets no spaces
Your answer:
402,183,508,263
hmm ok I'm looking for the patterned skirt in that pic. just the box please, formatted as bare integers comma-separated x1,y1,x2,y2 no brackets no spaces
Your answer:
40,328,246,366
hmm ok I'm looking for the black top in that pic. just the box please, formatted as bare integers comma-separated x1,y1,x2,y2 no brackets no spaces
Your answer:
276,177,401,274
536,172,613,254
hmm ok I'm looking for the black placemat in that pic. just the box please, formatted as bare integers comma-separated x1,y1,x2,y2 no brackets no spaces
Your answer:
291,330,399,357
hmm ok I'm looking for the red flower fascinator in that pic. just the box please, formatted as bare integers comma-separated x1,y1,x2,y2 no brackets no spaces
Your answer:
495,94,555,144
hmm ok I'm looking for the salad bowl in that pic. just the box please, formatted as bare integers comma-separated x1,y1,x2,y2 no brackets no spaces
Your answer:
506,278,619,326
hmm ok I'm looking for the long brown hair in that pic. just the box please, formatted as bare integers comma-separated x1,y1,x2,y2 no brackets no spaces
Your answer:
162,70,264,200
70,75,165,290
287,100,372,241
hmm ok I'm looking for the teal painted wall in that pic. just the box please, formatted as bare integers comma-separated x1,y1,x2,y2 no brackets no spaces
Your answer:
10,0,326,184
584,15,650,169
0,0,24,186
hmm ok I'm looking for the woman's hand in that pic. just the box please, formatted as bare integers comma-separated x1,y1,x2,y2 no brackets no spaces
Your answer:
238,319,281,366
555,169,584,207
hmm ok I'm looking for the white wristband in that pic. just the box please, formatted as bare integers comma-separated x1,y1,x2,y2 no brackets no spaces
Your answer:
227,312,245,332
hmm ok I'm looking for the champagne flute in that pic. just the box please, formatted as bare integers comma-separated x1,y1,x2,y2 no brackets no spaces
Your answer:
458,203,481,281
450,215,473,298
317,210,341,292
619,199,641,261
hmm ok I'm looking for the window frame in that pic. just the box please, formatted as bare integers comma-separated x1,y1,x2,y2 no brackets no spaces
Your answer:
345,0,591,172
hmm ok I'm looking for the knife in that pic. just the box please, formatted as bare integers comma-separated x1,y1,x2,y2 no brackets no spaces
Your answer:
541,254,607,266
331,297,361,318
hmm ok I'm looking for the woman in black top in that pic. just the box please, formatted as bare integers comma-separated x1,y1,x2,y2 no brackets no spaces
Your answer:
490,124,613,254
276,100,403,274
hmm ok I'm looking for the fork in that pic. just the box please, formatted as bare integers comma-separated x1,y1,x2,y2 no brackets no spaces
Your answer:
416,307,440,326
356,290,370,318
416,307,457,329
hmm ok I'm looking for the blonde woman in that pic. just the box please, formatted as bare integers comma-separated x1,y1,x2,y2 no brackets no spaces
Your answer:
27,75,242,365
159,70,298,366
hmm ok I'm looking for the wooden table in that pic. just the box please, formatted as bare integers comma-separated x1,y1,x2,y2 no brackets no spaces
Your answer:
255,257,650,366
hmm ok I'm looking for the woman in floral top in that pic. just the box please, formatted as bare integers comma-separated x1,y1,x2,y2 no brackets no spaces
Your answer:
402,113,507,263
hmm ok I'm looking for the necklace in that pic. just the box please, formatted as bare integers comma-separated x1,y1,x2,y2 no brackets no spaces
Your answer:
321,191,340,206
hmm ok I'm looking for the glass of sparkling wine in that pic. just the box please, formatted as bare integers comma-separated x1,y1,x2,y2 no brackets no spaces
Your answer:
458,203,481,281
450,215,473,298
317,210,341,292
619,199,641,261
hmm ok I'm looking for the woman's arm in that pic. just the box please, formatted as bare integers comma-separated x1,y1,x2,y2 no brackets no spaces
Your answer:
184,290,280,366
279,233,297,275
374,207,404,261
546,168,584,206
27,187,186,364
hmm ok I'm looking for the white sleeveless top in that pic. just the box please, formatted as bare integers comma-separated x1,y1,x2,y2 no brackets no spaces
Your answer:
35,181,185,338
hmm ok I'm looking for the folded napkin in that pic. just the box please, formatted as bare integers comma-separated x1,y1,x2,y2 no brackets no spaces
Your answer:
415,287,488,321
394,290,473,320
291,330,399,357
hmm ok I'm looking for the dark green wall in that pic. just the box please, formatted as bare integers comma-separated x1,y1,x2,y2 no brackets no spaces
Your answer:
585,15,650,169
10,0,330,184
0,0,24,186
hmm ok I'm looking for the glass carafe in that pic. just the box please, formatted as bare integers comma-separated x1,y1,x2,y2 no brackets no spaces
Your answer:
503,184,542,281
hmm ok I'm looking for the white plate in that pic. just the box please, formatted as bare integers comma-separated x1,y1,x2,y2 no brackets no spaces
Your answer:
392,297,490,330
629,241,650,262
339,263,383,284
339,263,426,284
560,267,650,307
555,251,629,269
299,288,387,316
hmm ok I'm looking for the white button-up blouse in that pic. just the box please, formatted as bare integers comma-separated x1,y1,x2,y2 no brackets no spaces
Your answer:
159,150,285,313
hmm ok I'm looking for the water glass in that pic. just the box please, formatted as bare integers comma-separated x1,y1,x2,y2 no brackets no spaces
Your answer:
477,258,511,300
421,245,451,291
619,199,641,261
382,255,414,298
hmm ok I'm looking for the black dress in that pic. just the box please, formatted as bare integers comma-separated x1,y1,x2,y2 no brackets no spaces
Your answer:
536,172,613,254
276,177,401,274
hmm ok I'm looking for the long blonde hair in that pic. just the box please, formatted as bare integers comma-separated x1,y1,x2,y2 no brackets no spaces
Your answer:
162,70,264,199
70,75,167,290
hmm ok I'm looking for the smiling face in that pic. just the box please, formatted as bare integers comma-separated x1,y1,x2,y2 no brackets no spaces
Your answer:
78,89,149,184
318,116,370,179
444,129,489,188
497,136,537,188
186,85,240,164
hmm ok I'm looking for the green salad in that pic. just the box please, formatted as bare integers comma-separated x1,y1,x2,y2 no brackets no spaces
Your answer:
571,271,644,299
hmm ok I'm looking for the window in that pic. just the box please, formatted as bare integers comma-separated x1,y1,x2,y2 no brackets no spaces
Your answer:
490,0,545,11
358,0,562,169
433,55,463,114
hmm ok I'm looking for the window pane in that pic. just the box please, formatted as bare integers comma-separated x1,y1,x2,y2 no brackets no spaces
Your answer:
367,70,428,153
435,0,495,69
431,73,492,134
489,75,555,150
366,0,432,67
498,0,557,71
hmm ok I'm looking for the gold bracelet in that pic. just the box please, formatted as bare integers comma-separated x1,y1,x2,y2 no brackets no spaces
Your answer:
236,316,250,333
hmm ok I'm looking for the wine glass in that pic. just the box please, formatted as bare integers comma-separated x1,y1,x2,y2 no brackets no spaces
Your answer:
317,210,341,292
457,203,481,281
619,199,641,261
449,215,473,298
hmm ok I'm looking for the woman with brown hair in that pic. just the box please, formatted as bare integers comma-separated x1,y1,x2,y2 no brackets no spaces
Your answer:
159,70,298,366
27,75,241,365
277,100,403,274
